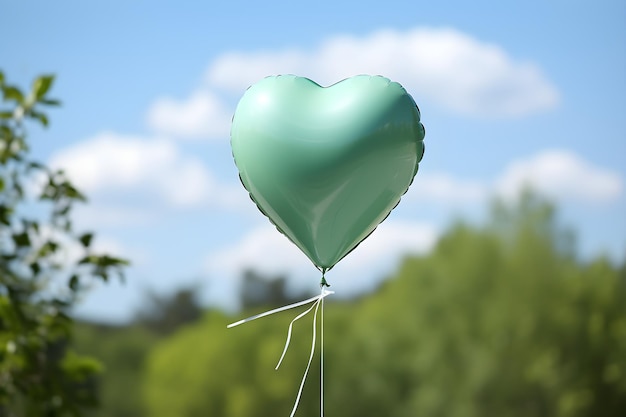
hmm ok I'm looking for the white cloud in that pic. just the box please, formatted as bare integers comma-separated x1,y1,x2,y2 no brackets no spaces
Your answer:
400,150,622,209
48,132,234,209
410,173,487,204
73,205,160,228
206,27,559,118
204,220,438,311
495,150,623,203
330,220,438,293
144,26,557,140
146,91,232,140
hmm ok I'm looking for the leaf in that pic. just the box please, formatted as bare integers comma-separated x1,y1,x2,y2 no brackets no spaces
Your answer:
0,204,12,225
12,231,31,248
0,125,12,142
51,299,71,308
0,111,13,119
63,181,87,201
39,98,61,107
32,222,40,233
54,204,72,217
30,262,41,276
69,275,79,291
3,86,24,103
33,75,55,100
39,240,59,256
27,161,46,171
79,232,94,248
13,180,23,198
29,110,49,127
98,255,130,267
78,255,95,265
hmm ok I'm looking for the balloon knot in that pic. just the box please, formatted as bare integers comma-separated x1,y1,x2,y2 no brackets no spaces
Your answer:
320,276,330,288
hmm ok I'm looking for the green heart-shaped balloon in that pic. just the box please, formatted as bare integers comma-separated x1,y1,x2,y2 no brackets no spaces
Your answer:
231,75,425,272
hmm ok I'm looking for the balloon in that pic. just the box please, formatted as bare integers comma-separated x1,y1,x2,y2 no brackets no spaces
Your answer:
231,75,425,272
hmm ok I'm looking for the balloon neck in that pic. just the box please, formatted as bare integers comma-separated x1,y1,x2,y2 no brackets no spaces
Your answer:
320,274,331,288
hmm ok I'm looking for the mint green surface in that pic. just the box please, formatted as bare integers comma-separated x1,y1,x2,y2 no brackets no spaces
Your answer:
231,75,425,271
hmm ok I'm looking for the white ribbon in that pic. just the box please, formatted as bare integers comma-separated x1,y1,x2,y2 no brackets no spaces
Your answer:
228,287,334,417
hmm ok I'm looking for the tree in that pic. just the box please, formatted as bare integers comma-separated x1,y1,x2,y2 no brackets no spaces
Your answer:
0,71,128,416
135,286,204,335
239,270,314,310
331,192,626,417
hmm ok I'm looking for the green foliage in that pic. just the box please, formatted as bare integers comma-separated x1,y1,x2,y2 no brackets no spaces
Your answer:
73,322,160,417
70,287,207,417
0,71,129,416
143,193,625,417
332,193,626,417
143,309,329,417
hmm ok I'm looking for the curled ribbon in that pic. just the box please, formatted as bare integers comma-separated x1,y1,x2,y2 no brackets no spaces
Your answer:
228,286,334,417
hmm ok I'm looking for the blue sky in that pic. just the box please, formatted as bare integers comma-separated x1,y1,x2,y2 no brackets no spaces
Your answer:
2,0,625,322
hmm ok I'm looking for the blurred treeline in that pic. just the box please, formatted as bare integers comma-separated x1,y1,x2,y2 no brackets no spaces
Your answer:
75,192,626,417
